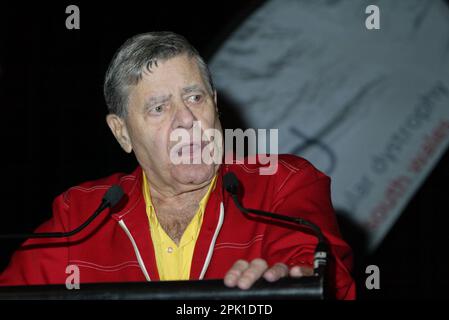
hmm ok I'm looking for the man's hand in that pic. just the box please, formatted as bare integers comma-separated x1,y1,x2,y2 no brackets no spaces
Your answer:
223,258,313,290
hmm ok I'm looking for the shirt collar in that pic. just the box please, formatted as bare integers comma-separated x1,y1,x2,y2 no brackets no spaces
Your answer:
142,172,218,228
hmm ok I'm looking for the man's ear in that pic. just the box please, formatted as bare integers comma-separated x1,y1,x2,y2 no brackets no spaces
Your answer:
106,114,133,153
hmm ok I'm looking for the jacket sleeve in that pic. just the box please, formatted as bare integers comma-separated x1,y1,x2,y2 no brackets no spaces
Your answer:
261,161,356,300
0,193,70,286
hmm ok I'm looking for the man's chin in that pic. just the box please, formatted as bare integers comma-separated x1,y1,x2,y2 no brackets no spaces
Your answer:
171,163,216,186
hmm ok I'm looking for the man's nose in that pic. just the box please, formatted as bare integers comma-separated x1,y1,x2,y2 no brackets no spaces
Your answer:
173,101,196,129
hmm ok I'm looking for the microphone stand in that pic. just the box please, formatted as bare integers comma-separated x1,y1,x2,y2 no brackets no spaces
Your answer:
224,172,329,298
0,185,124,239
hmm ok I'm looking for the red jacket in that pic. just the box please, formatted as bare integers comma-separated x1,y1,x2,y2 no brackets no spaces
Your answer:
0,155,355,299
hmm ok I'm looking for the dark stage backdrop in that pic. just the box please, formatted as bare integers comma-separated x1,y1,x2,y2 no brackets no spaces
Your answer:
0,1,448,299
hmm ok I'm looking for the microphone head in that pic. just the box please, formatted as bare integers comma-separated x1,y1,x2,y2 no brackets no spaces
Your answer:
103,185,124,208
223,172,240,195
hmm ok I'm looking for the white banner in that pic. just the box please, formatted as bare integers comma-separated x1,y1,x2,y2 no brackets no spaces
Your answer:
210,0,449,250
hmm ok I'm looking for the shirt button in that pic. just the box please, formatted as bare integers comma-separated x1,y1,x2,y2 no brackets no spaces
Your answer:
167,247,173,253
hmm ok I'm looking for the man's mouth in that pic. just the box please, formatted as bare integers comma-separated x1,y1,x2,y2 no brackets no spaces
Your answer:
176,142,206,157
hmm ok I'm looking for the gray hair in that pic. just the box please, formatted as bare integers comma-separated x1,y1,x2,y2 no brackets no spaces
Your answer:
104,31,215,117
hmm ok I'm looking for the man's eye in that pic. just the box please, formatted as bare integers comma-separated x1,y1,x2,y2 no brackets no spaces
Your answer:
186,94,203,104
150,105,165,114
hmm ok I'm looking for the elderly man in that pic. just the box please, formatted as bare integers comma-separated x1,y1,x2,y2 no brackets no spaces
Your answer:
0,32,355,299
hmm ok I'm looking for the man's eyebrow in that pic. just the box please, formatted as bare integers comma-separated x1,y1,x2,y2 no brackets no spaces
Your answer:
144,94,172,107
182,84,204,94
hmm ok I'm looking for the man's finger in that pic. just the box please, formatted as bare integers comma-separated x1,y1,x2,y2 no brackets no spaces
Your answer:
237,258,268,290
263,263,289,282
224,260,249,287
289,266,314,277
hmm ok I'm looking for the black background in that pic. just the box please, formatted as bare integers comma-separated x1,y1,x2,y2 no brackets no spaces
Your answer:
0,1,448,299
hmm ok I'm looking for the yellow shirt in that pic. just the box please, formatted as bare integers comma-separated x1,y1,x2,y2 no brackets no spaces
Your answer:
142,172,217,281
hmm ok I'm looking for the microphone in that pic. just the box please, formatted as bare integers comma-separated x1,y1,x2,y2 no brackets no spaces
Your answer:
0,185,124,239
223,172,329,278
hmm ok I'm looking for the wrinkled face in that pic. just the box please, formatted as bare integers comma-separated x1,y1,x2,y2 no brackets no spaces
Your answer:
107,54,222,194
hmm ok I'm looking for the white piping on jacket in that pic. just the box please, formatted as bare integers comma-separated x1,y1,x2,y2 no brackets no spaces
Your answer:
118,219,151,281
199,202,224,280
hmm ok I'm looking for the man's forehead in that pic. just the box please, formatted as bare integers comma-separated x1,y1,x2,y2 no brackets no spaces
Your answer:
139,56,202,84
143,54,199,76
133,55,207,100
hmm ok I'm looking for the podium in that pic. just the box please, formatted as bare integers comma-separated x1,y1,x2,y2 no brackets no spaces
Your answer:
0,276,325,300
